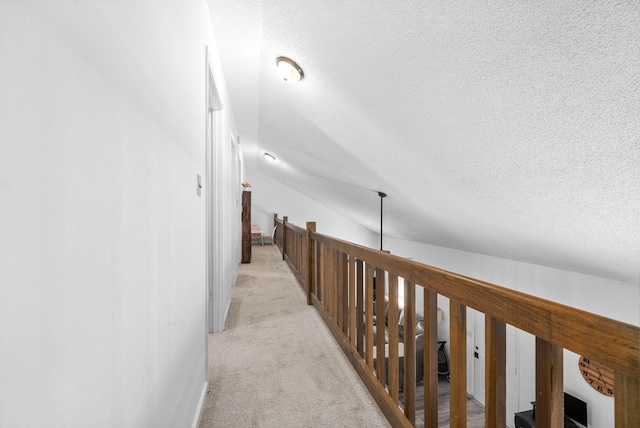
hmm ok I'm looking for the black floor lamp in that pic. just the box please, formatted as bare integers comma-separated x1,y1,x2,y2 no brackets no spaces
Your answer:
378,191,386,251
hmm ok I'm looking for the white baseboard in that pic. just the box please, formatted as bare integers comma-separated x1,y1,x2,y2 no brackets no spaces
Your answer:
231,266,239,286
223,297,231,330
191,381,209,428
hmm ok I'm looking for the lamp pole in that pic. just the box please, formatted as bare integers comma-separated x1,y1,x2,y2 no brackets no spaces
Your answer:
378,191,386,251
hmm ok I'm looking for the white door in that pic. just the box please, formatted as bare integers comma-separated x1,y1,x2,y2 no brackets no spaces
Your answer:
466,306,475,396
473,309,486,406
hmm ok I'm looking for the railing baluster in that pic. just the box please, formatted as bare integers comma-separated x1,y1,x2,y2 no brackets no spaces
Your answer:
535,338,564,428
327,246,333,314
375,268,386,383
306,222,315,305
318,243,325,304
615,371,640,428
330,248,337,320
341,253,349,336
349,255,356,345
486,315,506,428
403,280,416,425
302,233,307,294
324,244,330,312
424,289,438,428
388,273,400,402
333,249,338,320
337,249,344,328
282,216,287,261
336,250,343,329
365,264,374,369
356,259,365,357
450,300,467,428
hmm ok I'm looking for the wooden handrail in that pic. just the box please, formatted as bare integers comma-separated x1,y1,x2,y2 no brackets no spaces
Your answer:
310,230,638,377
274,216,640,428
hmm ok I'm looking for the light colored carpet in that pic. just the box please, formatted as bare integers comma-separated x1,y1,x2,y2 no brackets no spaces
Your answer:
198,245,390,428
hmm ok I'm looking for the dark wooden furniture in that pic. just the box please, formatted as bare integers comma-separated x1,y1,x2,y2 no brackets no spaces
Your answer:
514,409,579,428
241,191,251,263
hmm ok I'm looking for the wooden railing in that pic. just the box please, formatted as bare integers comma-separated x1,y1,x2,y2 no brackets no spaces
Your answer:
273,215,640,428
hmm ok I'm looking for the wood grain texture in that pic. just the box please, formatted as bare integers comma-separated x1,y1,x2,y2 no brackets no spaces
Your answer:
349,255,356,345
282,216,288,260
336,250,344,329
310,231,639,378
241,191,251,263
341,252,349,336
615,371,640,428
327,247,334,319
403,280,416,425
579,356,615,396
283,253,306,295
365,263,375,369
551,345,564,428
450,300,467,428
315,242,321,302
423,289,438,428
318,243,325,304
485,316,506,428
388,273,400,403
376,267,387,383
306,222,316,305
535,338,563,428
356,259,365,357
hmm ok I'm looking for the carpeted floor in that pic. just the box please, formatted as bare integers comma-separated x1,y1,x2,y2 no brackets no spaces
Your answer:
198,245,390,428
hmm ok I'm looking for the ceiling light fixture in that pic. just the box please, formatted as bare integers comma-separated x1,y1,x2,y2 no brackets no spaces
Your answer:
275,56,304,83
264,152,276,162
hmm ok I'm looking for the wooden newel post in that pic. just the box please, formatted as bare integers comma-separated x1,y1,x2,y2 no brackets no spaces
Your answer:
306,221,316,306
282,216,288,261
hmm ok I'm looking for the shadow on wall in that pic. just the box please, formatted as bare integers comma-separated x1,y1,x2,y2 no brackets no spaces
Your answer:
252,207,273,233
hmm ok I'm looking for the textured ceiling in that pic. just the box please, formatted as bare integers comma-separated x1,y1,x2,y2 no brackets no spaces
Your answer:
208,0,640,284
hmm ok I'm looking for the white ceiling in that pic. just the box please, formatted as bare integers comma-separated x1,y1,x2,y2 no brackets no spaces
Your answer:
208,0,640,284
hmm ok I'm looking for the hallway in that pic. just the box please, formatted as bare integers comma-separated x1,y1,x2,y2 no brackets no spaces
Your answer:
198,245,390,427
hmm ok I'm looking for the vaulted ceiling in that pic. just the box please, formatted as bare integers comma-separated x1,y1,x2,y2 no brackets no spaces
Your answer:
208,0,639,284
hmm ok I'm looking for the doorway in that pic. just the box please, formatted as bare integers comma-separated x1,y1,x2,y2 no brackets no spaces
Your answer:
472,309,486,406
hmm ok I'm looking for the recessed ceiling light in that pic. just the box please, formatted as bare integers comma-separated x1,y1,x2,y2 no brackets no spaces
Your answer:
264,152,276,162
275,56,304,83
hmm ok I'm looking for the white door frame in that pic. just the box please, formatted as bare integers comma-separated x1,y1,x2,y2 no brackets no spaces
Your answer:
472,309,486,406
205,47,223,338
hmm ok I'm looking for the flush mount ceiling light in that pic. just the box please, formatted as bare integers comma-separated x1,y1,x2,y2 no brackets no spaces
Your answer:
263,152,276,162
275,56,304,83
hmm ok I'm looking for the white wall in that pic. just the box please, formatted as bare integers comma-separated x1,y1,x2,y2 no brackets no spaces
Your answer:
247,170,378,248
385,235,638,428
0,1,237,427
